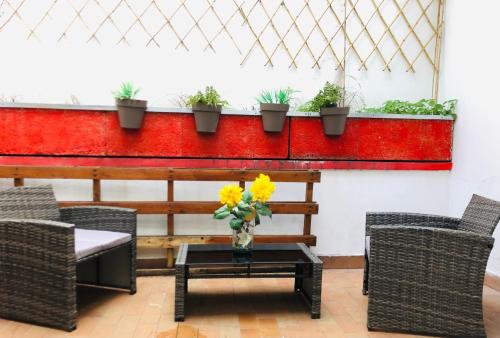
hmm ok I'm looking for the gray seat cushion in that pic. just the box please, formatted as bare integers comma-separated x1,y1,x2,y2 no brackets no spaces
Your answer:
75,228,131,260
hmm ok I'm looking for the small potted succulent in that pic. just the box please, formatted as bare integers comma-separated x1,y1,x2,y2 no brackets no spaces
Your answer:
257,88,295,132
187,86,228,133
301,82,350,135
113,82,147,129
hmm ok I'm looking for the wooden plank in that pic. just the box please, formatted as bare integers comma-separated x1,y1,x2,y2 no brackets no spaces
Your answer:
57,201,319,215
0,166,95,179
137,235,317,249
92,179,101,202
303,182,314,235
0,166,320,182
13,178,24,187
96,167,170,180
169,169,321,182
167,181,174,234
167,179,174,268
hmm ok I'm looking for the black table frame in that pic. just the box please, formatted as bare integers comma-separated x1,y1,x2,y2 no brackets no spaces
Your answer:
174,243,323,321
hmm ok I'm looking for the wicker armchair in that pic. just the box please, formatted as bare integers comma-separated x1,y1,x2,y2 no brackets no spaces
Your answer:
0,185,137,331
363,194,500,337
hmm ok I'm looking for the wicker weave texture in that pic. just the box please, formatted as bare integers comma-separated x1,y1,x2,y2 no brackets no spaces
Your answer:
365,212,460,235
364,194,500,337
60,206,137,293
0,219,77,331
0,186,138,330
0,185,61,221
460,194,500,235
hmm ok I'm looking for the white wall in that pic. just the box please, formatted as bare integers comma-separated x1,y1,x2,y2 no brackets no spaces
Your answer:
6,1,489,262
0,0,438,109
0,171,452,259
439,0,500,276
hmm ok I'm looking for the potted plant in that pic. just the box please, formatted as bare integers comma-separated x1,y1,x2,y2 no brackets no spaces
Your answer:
113,82,147,129
364,99,458,118
256,88,295,132
187,86,228,133
214,174,275,255
301,82,350,135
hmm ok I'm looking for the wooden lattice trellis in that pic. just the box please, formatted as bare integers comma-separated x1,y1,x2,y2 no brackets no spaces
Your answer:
0,0,445,95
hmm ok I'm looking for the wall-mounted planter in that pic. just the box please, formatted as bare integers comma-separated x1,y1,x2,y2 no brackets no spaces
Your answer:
115,98,147,129
320,106,350,136
0,104,453,165
192,104,222,133
260,103,289,132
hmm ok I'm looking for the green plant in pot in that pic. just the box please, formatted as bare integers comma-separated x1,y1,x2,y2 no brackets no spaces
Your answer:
187,86,228,133
114,82,147,129
257,88,295,132
301,82,350,136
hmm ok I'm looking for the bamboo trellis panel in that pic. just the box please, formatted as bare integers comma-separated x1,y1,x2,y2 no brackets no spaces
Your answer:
0,0,444,73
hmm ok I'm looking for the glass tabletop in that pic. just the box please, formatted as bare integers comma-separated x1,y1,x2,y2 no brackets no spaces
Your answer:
184,243,312,266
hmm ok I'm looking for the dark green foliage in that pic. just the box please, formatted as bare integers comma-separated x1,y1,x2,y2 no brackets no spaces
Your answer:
187,86,229,108
298,82,343,112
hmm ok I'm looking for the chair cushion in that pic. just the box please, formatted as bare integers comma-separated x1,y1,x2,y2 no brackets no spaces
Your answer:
75,228,131,260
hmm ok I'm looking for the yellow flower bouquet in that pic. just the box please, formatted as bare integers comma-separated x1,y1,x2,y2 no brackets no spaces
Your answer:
214,174,275,253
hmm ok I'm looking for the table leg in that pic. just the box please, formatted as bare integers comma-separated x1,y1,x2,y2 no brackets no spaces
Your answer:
300,262,322,319
175,265,186,322
294,264,303,292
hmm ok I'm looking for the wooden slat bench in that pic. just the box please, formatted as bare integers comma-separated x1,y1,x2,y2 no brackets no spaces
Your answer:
0,166,320,274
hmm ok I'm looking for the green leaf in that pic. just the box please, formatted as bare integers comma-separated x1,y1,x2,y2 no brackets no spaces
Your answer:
214,205,228,214
257,205,272,217
237,201,251,211
214,211,230,219
364,98,457,116
255,213,260,225
187,86,228,108
236,209,252,218
242,190,252,203
229,218,244,230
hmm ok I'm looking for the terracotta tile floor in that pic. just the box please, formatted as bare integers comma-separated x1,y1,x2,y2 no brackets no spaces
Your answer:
1,269,500,338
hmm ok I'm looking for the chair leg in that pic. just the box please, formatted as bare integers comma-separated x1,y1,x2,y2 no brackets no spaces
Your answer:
362,249,369,295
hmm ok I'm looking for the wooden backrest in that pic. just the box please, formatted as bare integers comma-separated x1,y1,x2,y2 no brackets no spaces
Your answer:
0,166,320,271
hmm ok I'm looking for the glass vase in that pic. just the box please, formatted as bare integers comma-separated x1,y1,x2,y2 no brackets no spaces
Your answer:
232,220,254,254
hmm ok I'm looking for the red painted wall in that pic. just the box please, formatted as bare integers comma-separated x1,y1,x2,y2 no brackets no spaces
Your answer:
290,117,453,161
0,107,453,168
0,108,288,158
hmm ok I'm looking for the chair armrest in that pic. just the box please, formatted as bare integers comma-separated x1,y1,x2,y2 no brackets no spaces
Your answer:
60,206,137,236
368,225,493,336
365,212,460,235
370,225,493,294
0,219,77,331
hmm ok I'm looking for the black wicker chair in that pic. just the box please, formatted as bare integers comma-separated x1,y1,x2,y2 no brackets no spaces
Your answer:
363,194,500,337
0,185,137,331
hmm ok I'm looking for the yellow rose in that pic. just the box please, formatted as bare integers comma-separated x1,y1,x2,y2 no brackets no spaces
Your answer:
219,184,243,208
250,174,275,203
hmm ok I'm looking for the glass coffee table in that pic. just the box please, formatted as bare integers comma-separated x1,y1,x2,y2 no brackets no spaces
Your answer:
174,243,322,321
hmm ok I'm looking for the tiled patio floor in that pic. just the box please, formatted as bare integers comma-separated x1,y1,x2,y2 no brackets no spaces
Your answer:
1,269,499,338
